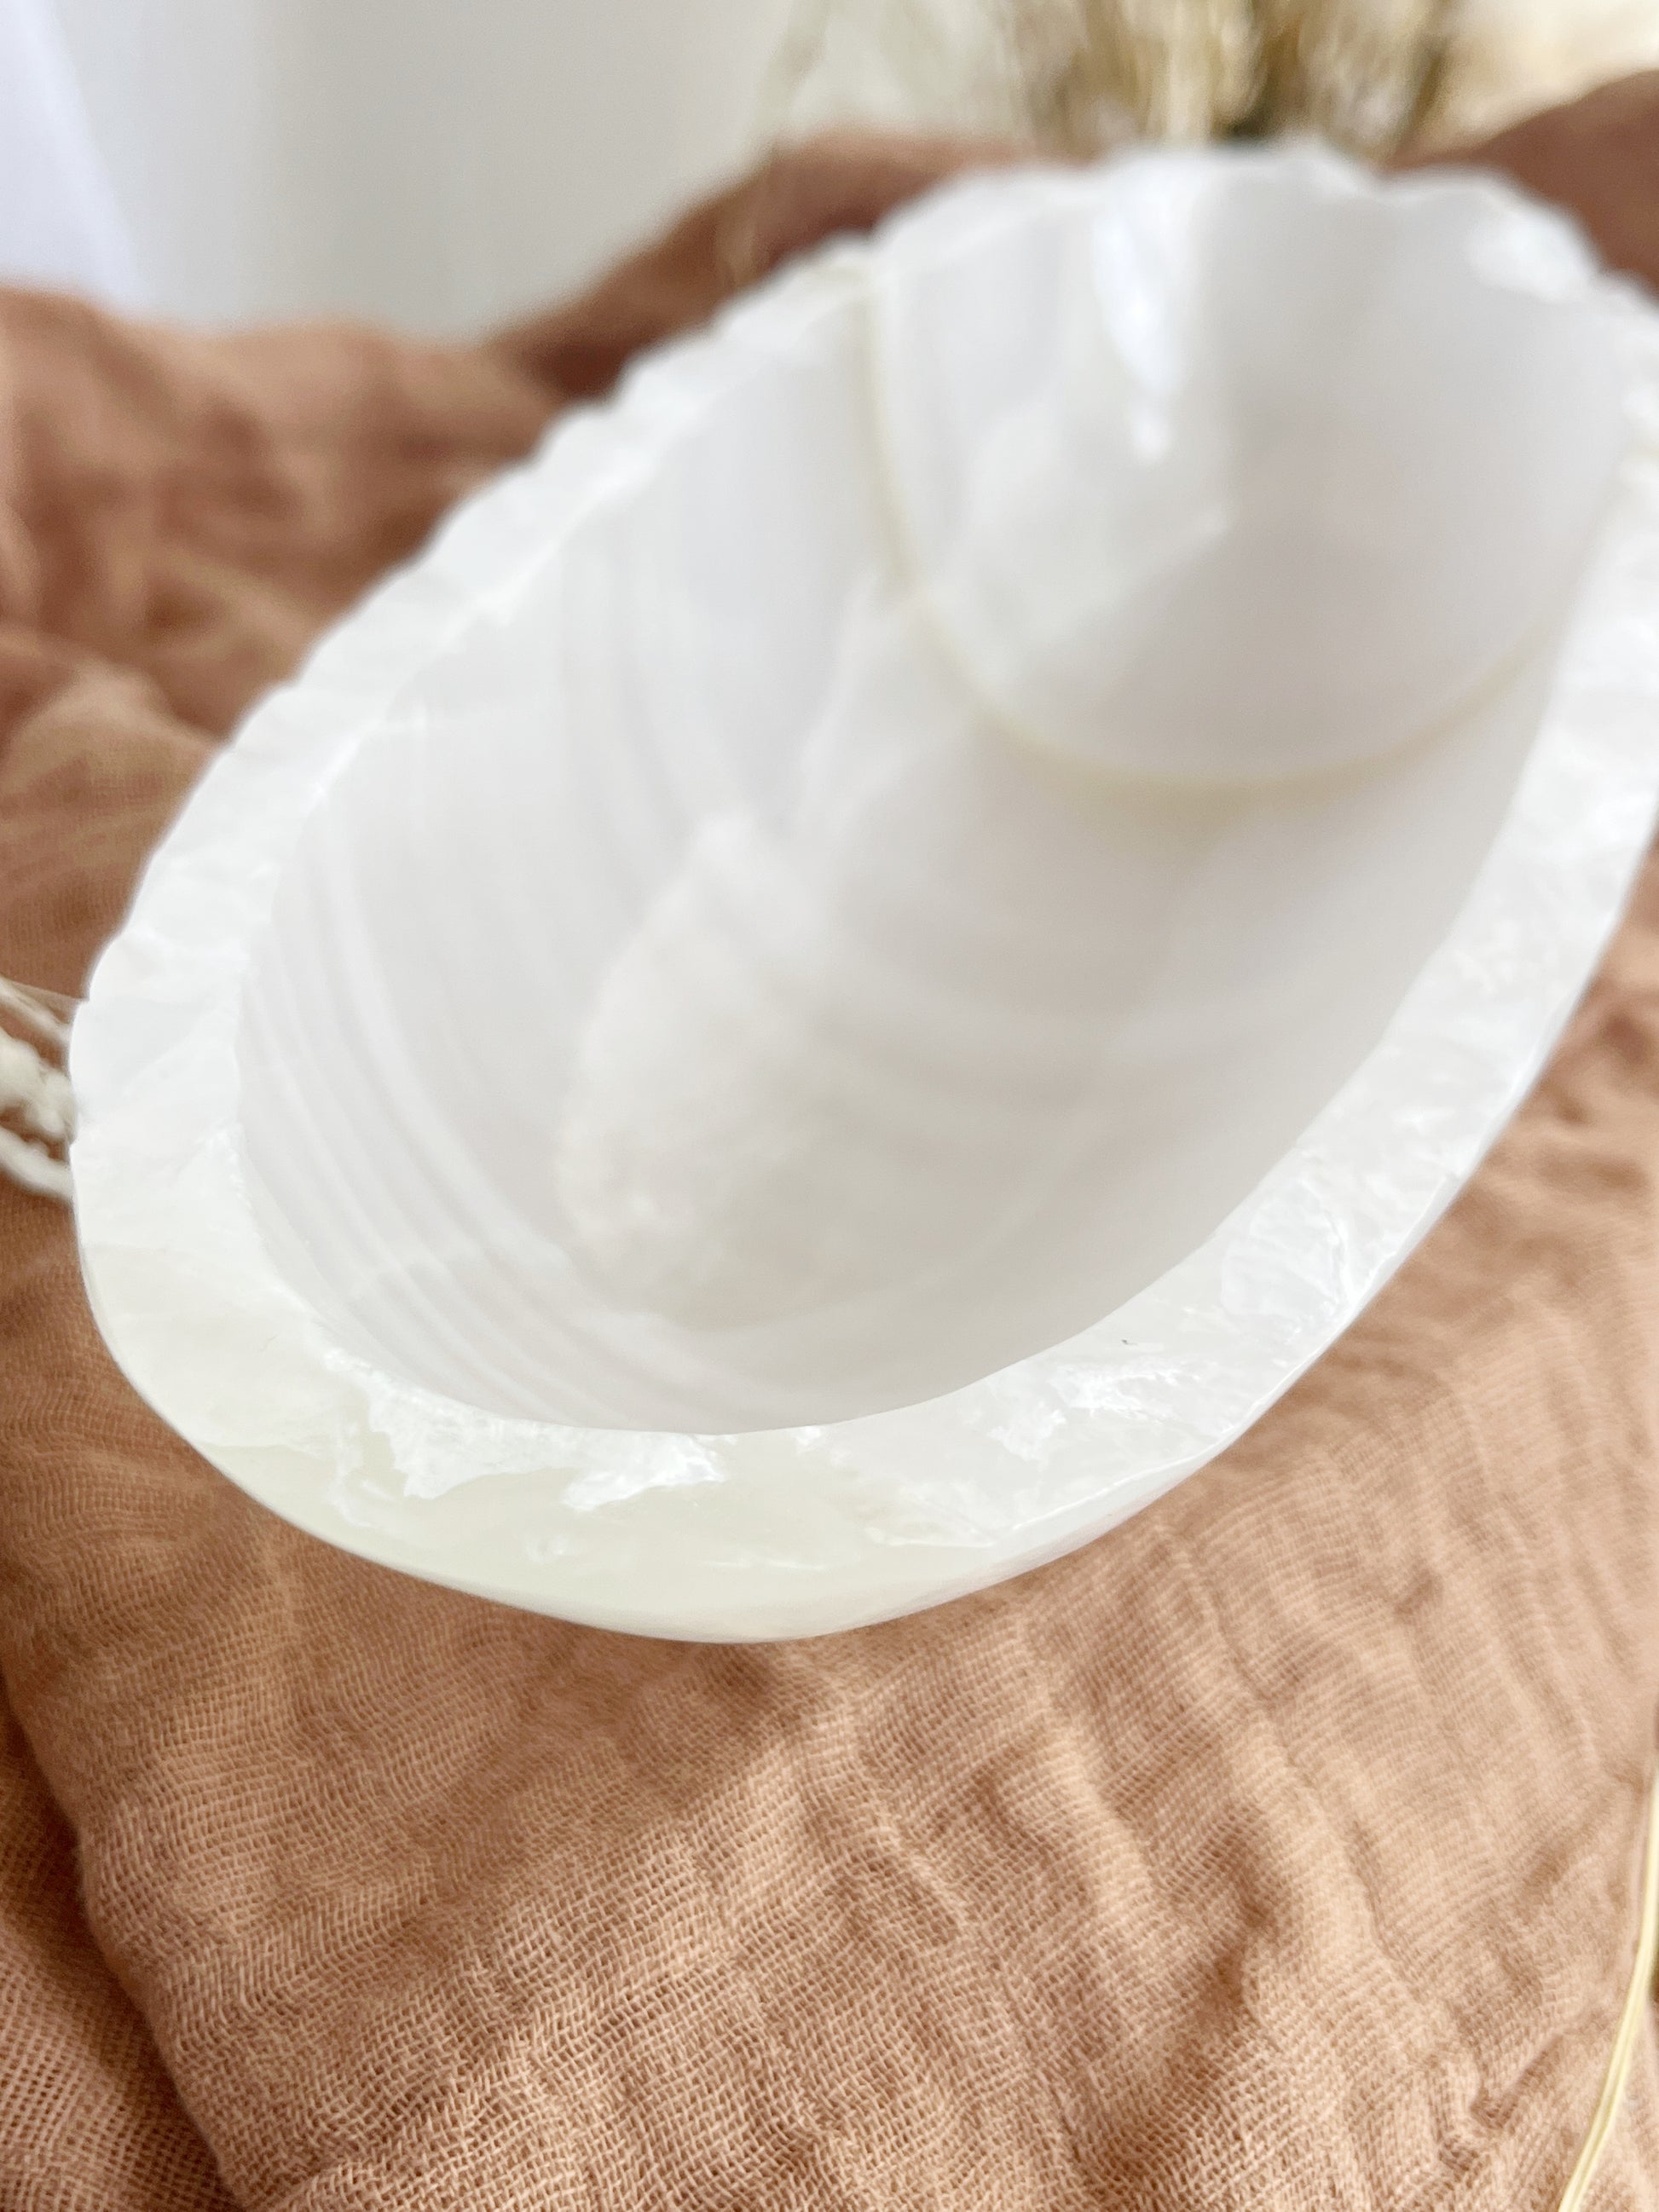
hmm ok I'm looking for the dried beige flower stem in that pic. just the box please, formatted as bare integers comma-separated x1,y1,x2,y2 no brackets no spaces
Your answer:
766,0,1494,159
1555,1761,1659,2212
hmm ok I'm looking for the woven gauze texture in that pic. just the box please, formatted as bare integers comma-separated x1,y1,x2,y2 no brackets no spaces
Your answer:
3,90,1659,2212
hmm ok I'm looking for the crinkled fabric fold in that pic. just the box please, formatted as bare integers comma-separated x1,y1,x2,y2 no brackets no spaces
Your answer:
3,91,1659,2212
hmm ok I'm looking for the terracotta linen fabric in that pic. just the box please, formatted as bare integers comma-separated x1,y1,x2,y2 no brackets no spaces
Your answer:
3,89,1659,2211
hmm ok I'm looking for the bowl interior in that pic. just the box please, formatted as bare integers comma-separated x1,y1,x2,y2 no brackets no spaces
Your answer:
876,155,1628,783
234,159,1626,1435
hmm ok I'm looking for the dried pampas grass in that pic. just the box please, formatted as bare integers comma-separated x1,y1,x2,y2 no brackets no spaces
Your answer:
766,0,1659,159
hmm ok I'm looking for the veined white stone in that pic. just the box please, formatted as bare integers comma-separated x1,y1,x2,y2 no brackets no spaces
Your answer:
70,146,1659,1639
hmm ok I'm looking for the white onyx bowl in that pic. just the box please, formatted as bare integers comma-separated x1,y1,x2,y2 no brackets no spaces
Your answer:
72,146,1659,1641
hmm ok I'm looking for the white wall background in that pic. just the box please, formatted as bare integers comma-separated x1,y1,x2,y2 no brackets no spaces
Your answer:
43,0,797,332
6,0,1659,335
0,0,142,306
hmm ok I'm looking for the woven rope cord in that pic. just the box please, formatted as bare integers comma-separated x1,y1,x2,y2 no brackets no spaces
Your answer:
0,976,74,1203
